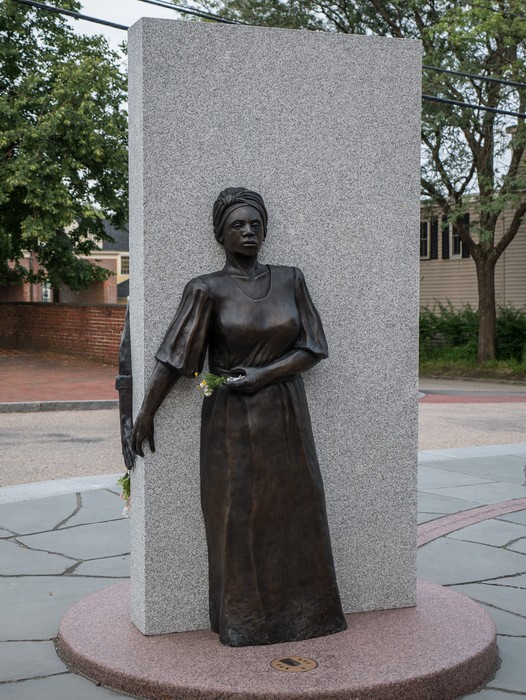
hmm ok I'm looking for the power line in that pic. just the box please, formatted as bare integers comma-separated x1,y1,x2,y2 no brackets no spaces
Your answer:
12,0,129,30
9,0,526,120
423,64,526,91
423,93,525,119
140,1,526,91
138,0,242,25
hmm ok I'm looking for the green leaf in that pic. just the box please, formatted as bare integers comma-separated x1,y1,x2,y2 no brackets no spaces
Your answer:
0,0,128,290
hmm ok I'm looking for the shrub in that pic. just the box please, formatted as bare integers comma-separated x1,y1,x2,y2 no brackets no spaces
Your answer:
419,303,526,365
496,306,526,363
419,302,478,361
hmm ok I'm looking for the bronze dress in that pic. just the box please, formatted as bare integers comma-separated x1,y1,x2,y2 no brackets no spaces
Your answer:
156,264,347,646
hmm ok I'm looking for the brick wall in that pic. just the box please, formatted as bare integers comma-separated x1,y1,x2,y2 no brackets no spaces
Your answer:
59,258,117,305
0,303,126,365
0,258,46,302
0,258,117,304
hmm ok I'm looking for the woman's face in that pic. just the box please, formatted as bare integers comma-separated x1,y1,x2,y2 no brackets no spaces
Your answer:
220,205,264,257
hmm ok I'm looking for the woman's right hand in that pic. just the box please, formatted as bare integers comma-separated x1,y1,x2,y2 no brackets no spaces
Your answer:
132,410,155,458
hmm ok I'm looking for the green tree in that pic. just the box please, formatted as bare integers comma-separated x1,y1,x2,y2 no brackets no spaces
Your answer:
0,0,128,294
193,0,526,361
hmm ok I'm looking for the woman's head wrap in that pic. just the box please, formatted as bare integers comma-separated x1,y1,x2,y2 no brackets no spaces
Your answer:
213,188,268,241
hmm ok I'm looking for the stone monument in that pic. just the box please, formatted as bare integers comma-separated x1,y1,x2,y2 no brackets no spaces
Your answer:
128,18,421,635
57,19,497,699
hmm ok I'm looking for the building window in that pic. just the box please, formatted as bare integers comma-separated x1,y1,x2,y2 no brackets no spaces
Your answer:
420,221,430,259
442,213,470,260
449,223,462,258
421,218,438,259
120,255,130,275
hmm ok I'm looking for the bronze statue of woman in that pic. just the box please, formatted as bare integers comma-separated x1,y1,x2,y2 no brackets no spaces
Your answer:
132,187,347,647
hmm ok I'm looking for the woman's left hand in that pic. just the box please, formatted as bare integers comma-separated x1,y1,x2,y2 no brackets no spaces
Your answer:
226,366,271,394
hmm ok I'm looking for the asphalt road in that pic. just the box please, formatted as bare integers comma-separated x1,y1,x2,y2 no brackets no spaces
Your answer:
0,409,122,488
419,378,526,450
1,378,525,487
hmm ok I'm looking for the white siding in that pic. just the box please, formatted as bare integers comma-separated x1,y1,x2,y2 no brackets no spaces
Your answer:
420,205,526,310
500,216,526,308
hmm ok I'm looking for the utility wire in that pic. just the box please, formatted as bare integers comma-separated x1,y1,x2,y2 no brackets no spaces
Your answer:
12,0,129,30
140,0,526,91
423,64,526,90
9,0,526,118
423,94,525,119
138,0,242,24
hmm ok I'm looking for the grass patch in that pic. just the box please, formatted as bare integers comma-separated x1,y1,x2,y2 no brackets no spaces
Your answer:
420,358,526,381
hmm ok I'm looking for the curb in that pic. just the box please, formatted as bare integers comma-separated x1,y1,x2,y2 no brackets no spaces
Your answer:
0,400,118,413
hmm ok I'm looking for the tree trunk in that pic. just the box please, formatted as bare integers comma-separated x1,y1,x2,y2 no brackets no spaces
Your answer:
476,256,497,362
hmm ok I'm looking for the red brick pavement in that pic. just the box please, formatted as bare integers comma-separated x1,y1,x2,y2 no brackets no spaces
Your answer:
0,349,118,402
1,348,525,404
419,394,526,403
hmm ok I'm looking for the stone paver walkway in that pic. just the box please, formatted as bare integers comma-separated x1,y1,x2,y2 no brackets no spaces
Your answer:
1,360,525,697
1,445,525,698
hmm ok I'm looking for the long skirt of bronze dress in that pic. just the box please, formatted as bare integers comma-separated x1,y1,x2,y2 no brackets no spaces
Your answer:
200,374,347,647
156,265,347,646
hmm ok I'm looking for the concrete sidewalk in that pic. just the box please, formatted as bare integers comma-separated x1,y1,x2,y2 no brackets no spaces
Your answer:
1,445,526,699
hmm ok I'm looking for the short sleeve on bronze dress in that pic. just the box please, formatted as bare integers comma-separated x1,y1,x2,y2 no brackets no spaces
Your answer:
155,278,212,377
293,267,328,359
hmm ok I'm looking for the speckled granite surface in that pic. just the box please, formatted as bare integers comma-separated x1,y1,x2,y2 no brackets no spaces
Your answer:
57,580,496,699
128,19,422,634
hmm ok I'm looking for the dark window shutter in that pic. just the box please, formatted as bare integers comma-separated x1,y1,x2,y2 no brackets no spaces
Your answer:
461,213,471,258
442,216,450,259
430,218,438,259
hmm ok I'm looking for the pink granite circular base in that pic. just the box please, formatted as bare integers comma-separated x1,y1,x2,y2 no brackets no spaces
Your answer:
57,580,496,700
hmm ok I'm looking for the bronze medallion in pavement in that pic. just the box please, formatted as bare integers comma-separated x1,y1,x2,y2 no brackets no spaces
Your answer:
270,656,318,672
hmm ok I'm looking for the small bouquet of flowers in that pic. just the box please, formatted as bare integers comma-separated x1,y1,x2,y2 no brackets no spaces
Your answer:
198,373,225,397
117,470,131,517
197,372,243,397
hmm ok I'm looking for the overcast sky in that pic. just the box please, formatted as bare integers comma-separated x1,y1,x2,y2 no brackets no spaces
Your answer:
67,0,187,51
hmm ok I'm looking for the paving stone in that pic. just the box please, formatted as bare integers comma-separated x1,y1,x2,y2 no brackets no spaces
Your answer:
62,489,124,528
417,538,526,585
486,636,526,693
0,539,72,575
418,455,526,485
472,602,526,637
463,690,524,699
452,583,526,618
498,510,526,526
417,491,481,515
507,538,526,554
0,641,67,682
0,576,117,641
18,519,129,560
0,474,120,505
0,673,132,700
447,519,526,547
73,555,130,578
488,573,526,589
418,465,495,490
417,513,443,524
0,672,129,699
424,481,526,505
0,493,77,535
